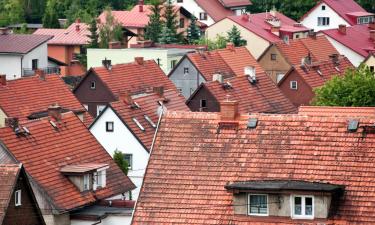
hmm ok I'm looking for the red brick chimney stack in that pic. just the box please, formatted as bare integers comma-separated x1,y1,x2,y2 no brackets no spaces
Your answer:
119,91,134,105
75,18,81,32
135,57,144,65
48,103,62,121
226,43,235,51
35,69,46,80
139,0,144,12
153,86,164,97
220,100,239,121
241,14,250,22
338,24,346,35
0,75,6,86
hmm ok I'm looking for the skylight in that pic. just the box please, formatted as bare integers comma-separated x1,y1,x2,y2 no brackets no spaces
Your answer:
335,66,340,72
132,118,145,131
317,69,323,76
144,115,156,128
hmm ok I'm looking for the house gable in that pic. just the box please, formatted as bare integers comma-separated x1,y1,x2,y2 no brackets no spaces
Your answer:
186,84,219,112
258,44,291,83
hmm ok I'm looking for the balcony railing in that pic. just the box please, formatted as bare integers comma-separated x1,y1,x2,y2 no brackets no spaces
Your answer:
23,67,61,77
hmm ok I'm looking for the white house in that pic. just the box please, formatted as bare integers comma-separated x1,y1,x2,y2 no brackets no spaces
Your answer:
300,0,374,32
172,0,251,26
89,89,190,200
0,28,53,80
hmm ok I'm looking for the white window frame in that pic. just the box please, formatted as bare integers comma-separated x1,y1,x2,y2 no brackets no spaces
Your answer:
291,195,314,219
124,153,133,170
83,174,90,191
15,190,21,206
248,194,269,216
93,169,107,190
290,81,298,90
106,121,114,132
318,17,330,26
90,81,96,89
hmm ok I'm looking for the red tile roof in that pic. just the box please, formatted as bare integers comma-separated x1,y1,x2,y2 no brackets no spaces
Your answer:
133,109,375,224
0,75,90,122
34,22,90,45
88,60,177,96
321,24,375,57
275,36,340,66
0,112,135,212
299,106,375,117
281,57,354,89
186,46,263,82
300,0,371,25
194,73,296,114
195,0,234,22
227,13,310,43
108,90,190,150
219,0,252,8
0,34,52,54
0,164,20,224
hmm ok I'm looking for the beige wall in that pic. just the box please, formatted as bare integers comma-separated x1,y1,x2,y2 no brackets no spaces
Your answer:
206,18,270,59
233,192,331,219
364,55,375,72
258,45,291,83
0,109,7,128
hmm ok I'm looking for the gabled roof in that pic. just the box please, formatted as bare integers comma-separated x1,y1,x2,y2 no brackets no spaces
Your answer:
0,34,52,54
83,60,177,97
108,90,189,150
0,75,88,122
34,22,90,45
321,24,375,57
227,13,310,43
133,108,375,224
0,112,135,212
0,164,21,224
195,0,234,22
300,0,372,25
219,0,252,8
185,46,263,82
275,36,340,65
193,73,296,114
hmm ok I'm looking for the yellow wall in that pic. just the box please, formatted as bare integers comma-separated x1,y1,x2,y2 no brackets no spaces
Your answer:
0,108,7,128
205,18,270,59
258,45,291,83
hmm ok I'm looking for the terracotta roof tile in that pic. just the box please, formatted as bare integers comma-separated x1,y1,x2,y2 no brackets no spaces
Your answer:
110,90,189,149
202,73,296,114
133,109,375,224
0,164,20,223
276,36,340,65
0,113,135,212
34,23,90,45
299,106,375,117
321,24,375,57
195,0,234,22
91,60,177,96
220,0,252,8
0,75,89,122
0,34,52,54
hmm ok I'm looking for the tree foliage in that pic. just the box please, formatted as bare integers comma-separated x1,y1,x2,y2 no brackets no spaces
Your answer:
98,8,124,48
187,16,201,44
145,0,163,43
196,34,228,50
226,25,247,47
43,0,60,28
87,18,99,48
313,66,375,107
113,150,129,175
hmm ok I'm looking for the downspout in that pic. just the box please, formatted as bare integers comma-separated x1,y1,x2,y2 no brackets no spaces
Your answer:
130,104,164,224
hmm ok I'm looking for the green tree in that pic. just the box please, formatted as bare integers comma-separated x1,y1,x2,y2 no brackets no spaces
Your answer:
2,0,25,25
187,16,200,44
163,0,180,42
113,150,129,175
196,34,228,50
87,18,99,48
158,25,178,44
226,25,247,47
43,0,60,28
98,7,124,48
313,66,375,106
144,0,163,43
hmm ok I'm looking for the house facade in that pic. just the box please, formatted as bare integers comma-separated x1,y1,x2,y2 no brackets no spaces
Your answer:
300,0,374,32
0,30,52,80
206,12,310,59
364,53,375,73
0,163,46,225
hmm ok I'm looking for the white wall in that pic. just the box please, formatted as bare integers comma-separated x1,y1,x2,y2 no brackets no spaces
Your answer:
172,0,215,26
0,54,22,80
22,42,49,70
72,215,132,225
90,107,149,200
325,35,364,67
301,3,350,31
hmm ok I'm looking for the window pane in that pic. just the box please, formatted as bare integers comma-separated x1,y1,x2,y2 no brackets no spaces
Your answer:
305,197,313,215
250,195,267,214
294,197,302,215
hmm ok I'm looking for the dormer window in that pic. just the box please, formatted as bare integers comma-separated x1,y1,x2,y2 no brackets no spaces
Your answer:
248,194,268,216
292,195,314,219
83,174,90,191
93,169,106,190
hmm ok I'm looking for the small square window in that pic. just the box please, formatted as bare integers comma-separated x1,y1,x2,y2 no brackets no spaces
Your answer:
295,34,300,39
370,66,374,72
292,195,314,219
290,81,298,90
179,18,185,28
32,59,38,70
124,154,133,170
248,194,268,216
184,67,189,74
271,54,277,61
15,190,21,206
322,5,326,10
106,121,114,132
90,81,96,89
199,12,207,20
200,99,207,108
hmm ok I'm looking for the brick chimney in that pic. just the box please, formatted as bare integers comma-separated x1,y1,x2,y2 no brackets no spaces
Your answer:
48,103,62,121
338,24,346,34
153,86,164,97
220,100,239,121
109,41,121,49
135,57,144,65
226,43,235,51
35,69,46,80
369,22,375,30
119,91,134,105
370,30,375,41
241,14,250,22
139,0,144,12
0,75,6,86
0,27,11,35
76,18,81,23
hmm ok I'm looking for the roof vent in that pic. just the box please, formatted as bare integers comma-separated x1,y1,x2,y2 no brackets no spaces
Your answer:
131,101,140,109
132,118,145,131
222,82,232,89
247,118,258,129
144,115,156,128
347,120,359,132
102,58,112,70
245,66,257,84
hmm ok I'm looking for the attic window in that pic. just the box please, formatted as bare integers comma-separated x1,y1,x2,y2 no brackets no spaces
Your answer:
248,194,268,216
144,115,156,128
133,118,145,131
93,169,106,190
106,121,114,132
271,54,277,60
292,195,314,219
290,81,298,90
321,5,326,10
83,174,90,191
90,81,96,89
199,12,207,20
15,190,21,206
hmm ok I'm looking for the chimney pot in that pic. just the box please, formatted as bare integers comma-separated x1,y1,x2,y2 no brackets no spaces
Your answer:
48,103,62,121
241,14,250,22
226,43,235,51
135,57,144,65
153,86,164,97
0,75,6,85
338,24,346,34
76,18,81,24
75,24,80,32
220,100,239,121
35,69,46,80
370,30,375,41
